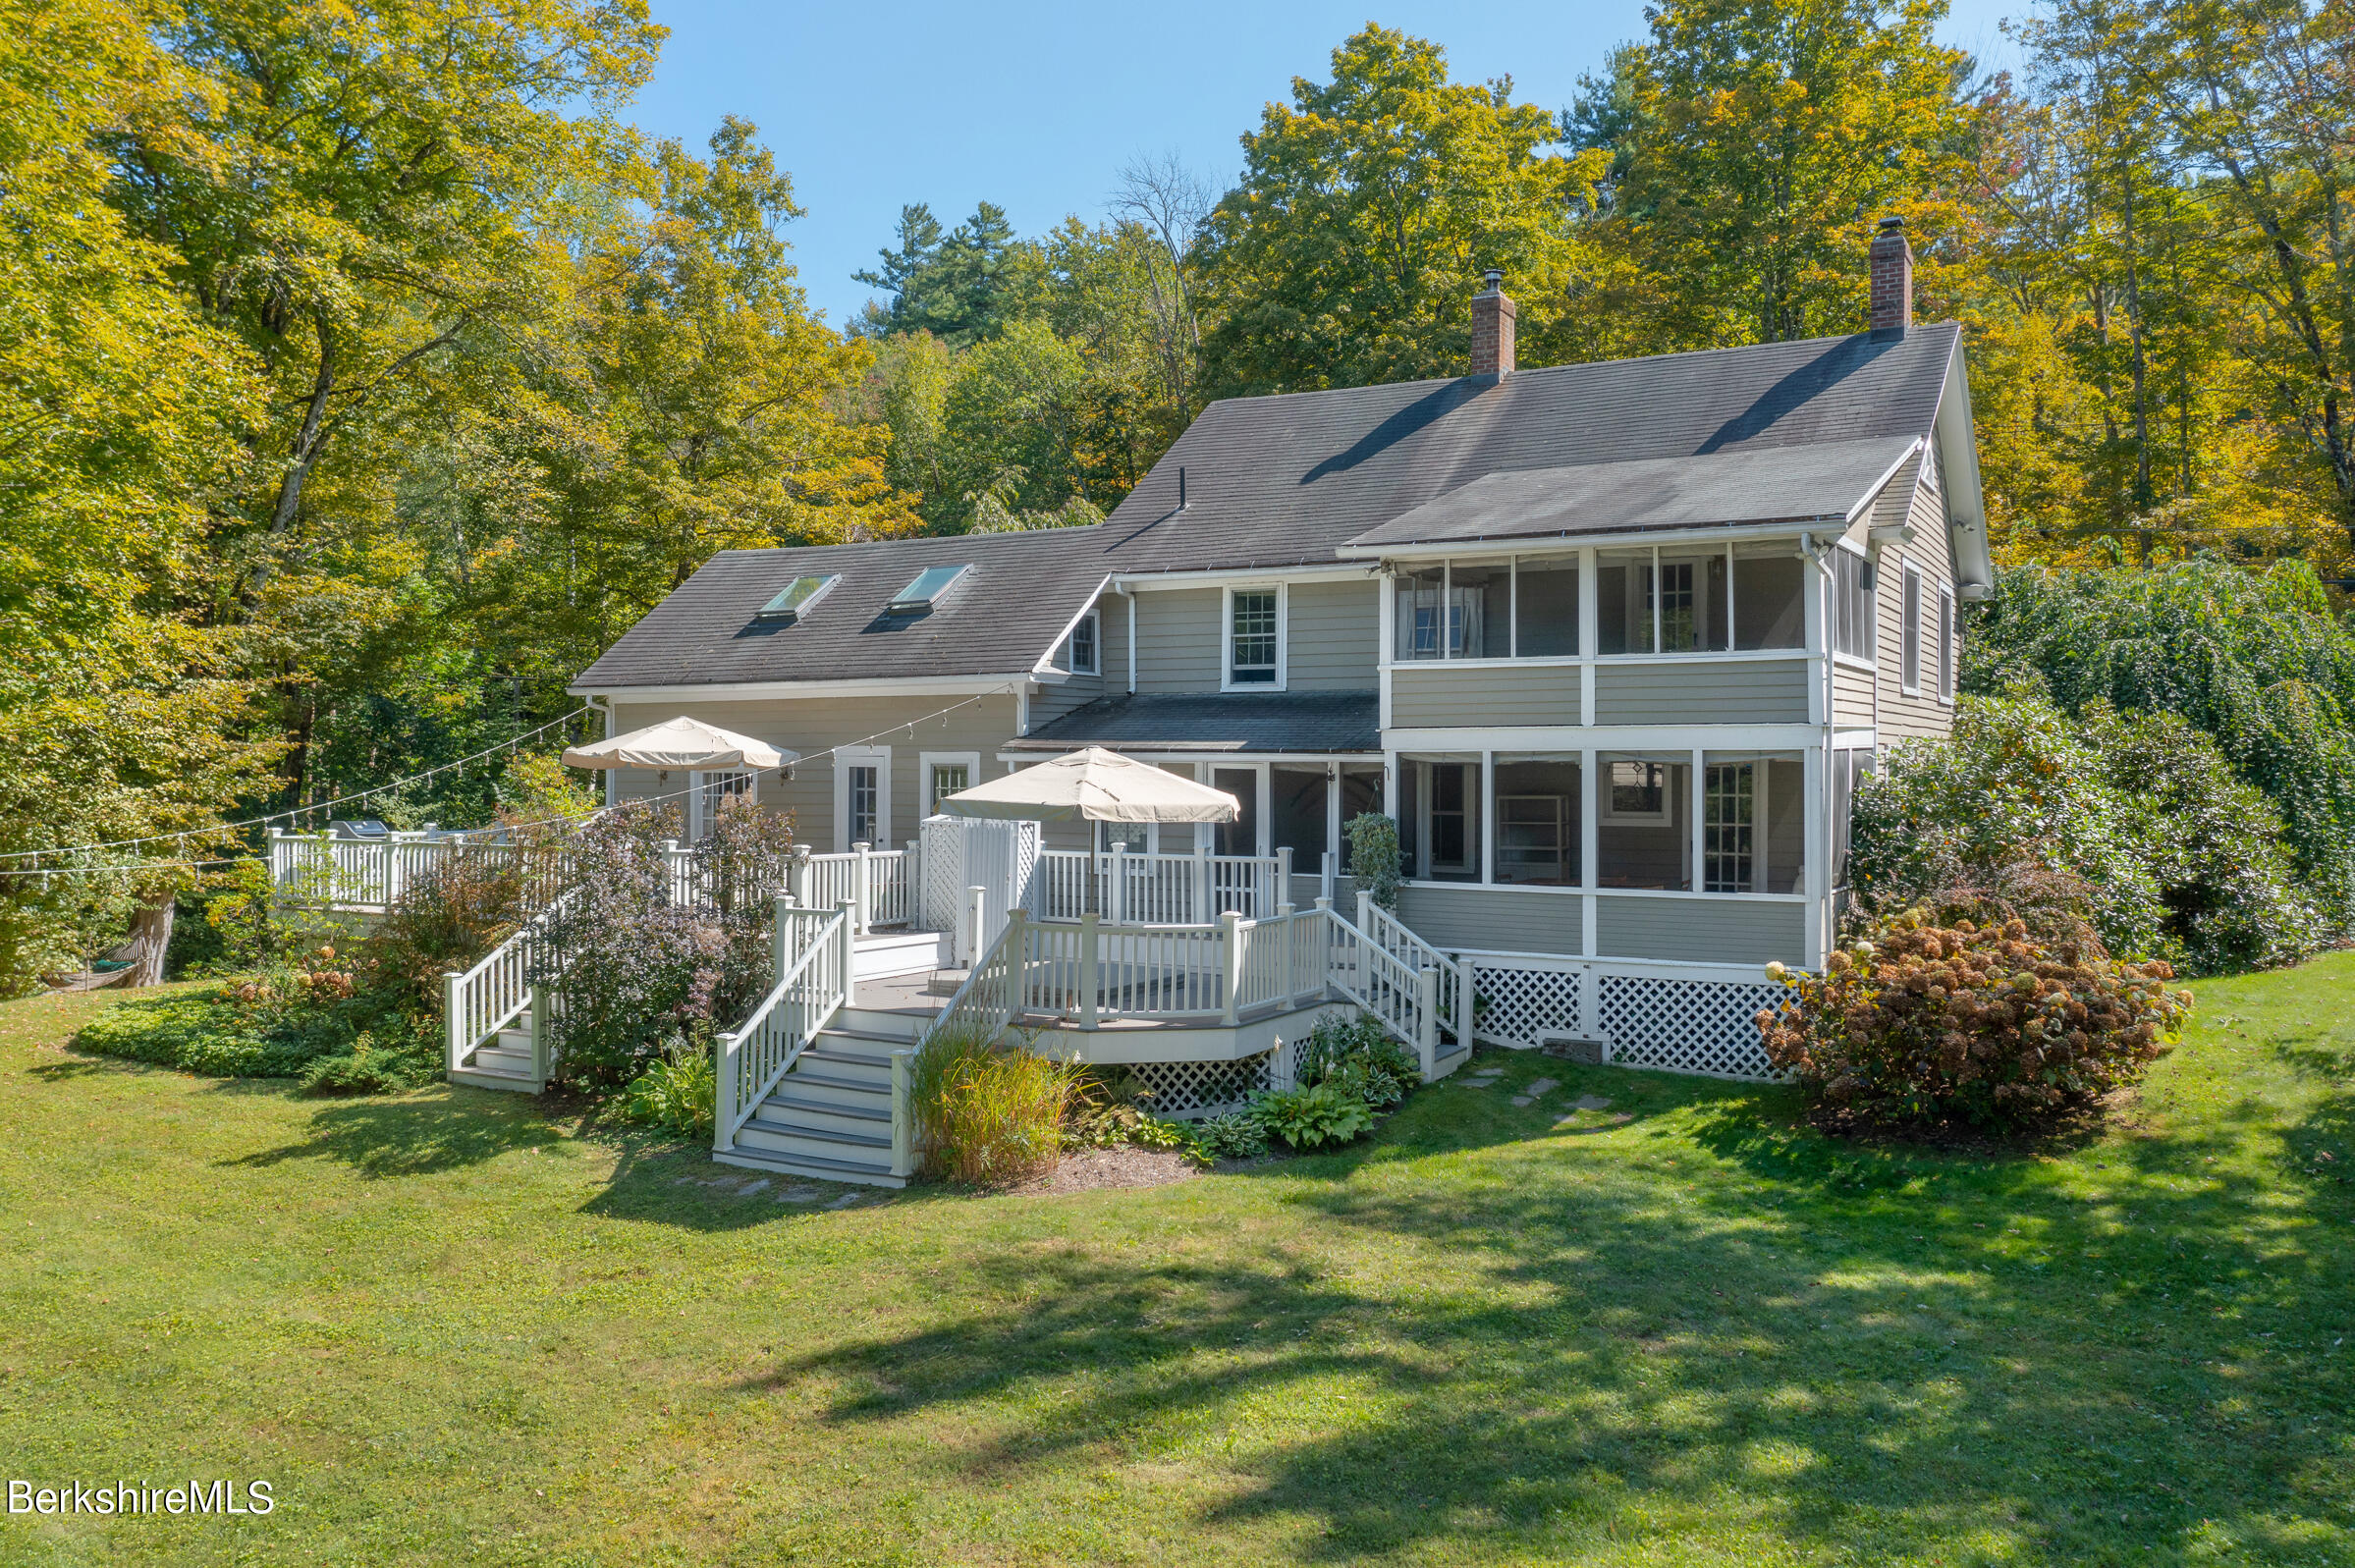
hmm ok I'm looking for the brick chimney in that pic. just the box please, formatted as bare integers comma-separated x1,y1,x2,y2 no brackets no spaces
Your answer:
1869,216,1912,335
1471,268,1516,378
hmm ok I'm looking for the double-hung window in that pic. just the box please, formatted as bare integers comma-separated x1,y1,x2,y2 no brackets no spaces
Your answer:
1900,563,1923,694
1832,547,1877,663
1068,609,1099,676
1937,585,1956,700
1227,588,1281,687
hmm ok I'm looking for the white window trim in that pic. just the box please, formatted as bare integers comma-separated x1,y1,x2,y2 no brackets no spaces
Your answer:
918,751,980,817
833,746,891,851
1831,539,1879,669
1221,583,1288,692
1899,561,1924,696
1066,608,1100,676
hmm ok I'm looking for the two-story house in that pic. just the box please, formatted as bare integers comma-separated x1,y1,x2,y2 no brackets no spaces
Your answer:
570,218,1992,1082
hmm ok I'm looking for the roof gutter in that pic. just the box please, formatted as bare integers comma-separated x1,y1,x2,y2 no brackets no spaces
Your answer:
1338,516,1856,565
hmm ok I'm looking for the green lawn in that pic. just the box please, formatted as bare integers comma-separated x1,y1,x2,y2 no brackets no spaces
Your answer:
1,960,2351,1566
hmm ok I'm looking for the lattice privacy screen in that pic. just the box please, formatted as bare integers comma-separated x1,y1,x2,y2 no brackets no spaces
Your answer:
1130,1050,1275,1118
1598,972,1781,1079
1466,960,1585,1052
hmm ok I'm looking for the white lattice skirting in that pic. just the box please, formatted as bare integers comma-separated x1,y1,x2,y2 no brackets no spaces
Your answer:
1129,1050,1276,1118
1465,953,1783,1081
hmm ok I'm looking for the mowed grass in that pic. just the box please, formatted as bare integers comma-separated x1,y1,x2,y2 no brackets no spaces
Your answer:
0,961,2350,1567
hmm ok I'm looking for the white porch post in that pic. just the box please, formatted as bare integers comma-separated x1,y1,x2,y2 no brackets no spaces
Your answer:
1416,965,1439,1080
442,970,464,1077
1278,901,1296,1003
1111,839,1128,924
1276,845,1292,912
789,843,812,908
771,891,794,986
1220,909,1244,1025
964,883,987,968
1193,845,1210,924
852,841,872,935
835,899,857,1000
1078,911,1100,1030
1001,908,1026,1025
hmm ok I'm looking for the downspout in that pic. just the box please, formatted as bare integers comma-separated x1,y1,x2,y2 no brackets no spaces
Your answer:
1801,532,1836,956
584,694,614,805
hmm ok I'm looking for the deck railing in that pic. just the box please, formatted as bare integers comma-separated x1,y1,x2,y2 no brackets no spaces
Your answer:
442,888,577,1086
794,843,909,934
270,829,686,915
715,902,853,1156
1031,847,1287,923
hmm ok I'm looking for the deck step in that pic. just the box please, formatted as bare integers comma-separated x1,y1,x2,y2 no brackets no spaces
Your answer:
756,1091,890,1140
774,1065,893,1112
474,1043,536,1075
734,1116,894,1166
712,1146,904,1190
450,1065,537,1093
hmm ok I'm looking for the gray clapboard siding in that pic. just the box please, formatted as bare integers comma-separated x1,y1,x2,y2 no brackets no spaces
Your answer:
1874,452,1959,743
1030,594,1123,723
1391,664,1582,728
1833,662,1875,729
609,693,1021,850
1400,885,1585,956
1133,588,1222,693
1597,895,1806,964
1287,579,1381,689
1593,658,1811,723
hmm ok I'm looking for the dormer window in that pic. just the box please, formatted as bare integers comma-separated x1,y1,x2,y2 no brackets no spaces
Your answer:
890,564,970,611
754,574,838,622
1068,609,1100,676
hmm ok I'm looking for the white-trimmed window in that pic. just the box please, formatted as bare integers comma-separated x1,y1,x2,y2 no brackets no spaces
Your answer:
920,751,978,816
1900,562,1923,695
1601,758,1672,824
1224,585,1285,689
1937,585,1956,701
834,746,891,850
687,769,755,841
1067,609,1100,676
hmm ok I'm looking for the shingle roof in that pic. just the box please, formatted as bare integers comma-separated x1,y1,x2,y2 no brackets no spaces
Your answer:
572,324,1967,691
1343,435,1920,551
1005,693,1381,754
572,527,1108,691
1095,325,1961,574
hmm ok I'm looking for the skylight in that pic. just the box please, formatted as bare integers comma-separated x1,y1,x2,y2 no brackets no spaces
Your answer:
754,574,837,622
889,564,970,611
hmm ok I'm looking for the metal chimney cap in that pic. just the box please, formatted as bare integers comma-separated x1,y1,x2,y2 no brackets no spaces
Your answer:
1877,215,1906,233
1480,267,1505,290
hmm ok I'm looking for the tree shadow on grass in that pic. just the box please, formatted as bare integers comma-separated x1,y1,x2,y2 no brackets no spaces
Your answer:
729,1052,2355,1564
220,1086,553,1179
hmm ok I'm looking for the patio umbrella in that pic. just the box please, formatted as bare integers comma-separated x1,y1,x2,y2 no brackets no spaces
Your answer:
942,745,1239,824
561,716,796,772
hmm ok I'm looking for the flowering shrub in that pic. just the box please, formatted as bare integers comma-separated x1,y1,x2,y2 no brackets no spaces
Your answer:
535,798,796,1089
1758,910,2193,1129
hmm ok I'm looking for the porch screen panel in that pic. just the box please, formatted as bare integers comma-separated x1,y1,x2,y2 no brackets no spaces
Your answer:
1338,767,1383,869
1733,551,1807,649
1514,562,1579,655
1399,758,1480,882
1494,759,1580,886
1450,566,1508,658
1213,767,1259,857
1596,753,1689,890
1703,763,1755,892
1271,766,1328,867
1394,569,1445,661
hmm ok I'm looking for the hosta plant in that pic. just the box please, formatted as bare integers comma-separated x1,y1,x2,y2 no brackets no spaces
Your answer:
1758,910,2192,1130
1251,1082,1375,1149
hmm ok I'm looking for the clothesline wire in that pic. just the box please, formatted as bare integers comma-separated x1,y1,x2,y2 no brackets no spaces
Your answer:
0,684,1022,880
0,706,595,864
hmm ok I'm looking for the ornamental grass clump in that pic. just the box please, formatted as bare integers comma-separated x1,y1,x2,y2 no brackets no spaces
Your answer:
911,1023,1081,1186
1759,910,2193,1130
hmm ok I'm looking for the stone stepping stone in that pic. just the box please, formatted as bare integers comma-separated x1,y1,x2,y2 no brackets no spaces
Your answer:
1573,1095,1614,1110
776,1186,824,1205
825,1191,867,1210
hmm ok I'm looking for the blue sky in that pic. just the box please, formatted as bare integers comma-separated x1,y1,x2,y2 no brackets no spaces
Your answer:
624,1,2028,330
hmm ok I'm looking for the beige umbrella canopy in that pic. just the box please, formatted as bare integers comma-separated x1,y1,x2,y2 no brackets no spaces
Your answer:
944,746,1239,824
561,716,796,772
